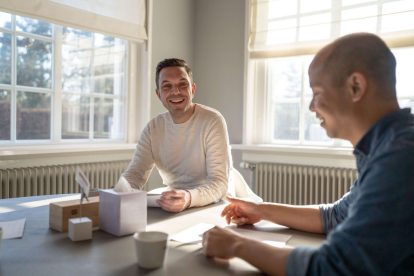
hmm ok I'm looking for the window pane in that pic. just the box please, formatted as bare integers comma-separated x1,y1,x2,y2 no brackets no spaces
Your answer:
300,0,331,13
303,56,313,97
62,94,90,139
94,97,117,139
93,34,126,96
16,36,52,88
341,6,378,35
16,91,51,140
267,19,297,45
94,71,114,94
250,0,414,148
0,11,11,29
299,13,331,41
0,89,11,140
2,11,129,144
16,16,52,37
382,0,414,33
62,28,93,93
342,0,372,6
304,101,330,142
268,57,302,99
394,47,414,98
273,103,299,140
268,0,297,19
399,99,414,112
394,47,414,112
0,32,11,84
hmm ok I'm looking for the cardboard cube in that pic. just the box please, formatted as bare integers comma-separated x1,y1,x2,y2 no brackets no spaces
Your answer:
49,196,99,232
68,217,92,241
99,189,147,236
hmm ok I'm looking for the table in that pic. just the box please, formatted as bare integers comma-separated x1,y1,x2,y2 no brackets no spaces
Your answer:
0,195,325,276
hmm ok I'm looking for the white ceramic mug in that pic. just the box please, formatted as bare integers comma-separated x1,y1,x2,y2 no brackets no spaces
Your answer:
133,231,168,269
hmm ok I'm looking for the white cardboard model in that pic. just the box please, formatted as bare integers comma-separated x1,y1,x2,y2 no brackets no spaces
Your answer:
99,189,147,236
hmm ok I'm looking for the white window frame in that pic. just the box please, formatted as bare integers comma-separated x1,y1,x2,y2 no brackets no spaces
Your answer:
0,14,139,145
0,9,151,167
241,0,414,167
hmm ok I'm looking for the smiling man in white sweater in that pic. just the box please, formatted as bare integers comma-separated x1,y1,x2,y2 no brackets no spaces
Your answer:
121,58,232,213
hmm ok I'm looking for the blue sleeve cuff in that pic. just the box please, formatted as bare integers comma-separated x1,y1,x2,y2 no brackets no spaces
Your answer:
319,204,331,234
286,246,318,276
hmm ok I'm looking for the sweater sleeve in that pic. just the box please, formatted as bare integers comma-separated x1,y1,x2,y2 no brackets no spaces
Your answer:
122,123,155,189
187,115,231,207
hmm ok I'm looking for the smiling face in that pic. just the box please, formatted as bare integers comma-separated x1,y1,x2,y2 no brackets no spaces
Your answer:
308,33,401,146
308,56,352,140
156,66,196,123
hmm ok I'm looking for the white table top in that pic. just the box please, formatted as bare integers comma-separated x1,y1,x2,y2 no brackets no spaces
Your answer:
0,194,325,276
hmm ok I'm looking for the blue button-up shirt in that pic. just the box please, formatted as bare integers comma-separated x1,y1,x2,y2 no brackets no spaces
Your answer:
287,108,414,275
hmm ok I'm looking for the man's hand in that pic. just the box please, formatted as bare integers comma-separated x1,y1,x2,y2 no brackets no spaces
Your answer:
202,226,245,259
158,189,191,213
222,196,262,225
202,225,291,276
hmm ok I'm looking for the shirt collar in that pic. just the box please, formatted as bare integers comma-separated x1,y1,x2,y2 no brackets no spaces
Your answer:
353,108,412,168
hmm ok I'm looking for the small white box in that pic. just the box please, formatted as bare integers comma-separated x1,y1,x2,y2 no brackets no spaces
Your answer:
99,189,147,236
68,217,92,241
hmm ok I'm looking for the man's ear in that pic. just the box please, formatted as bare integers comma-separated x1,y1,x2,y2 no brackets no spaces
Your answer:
156,89,161,100
347,72,367,102
191,82,197,97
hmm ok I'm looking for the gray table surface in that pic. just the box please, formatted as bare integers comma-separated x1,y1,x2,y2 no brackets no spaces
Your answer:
0,194,325,276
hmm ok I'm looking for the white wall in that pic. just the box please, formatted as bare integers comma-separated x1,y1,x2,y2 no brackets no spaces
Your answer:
193,0,248,180
150,0,246,142
148,0,250,188
150,0,195,118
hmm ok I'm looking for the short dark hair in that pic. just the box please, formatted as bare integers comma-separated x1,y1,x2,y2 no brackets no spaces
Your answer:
155,58,193,89
322,33,397,98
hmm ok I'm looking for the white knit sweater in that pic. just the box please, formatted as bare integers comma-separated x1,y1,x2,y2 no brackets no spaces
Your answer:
123,104,232,207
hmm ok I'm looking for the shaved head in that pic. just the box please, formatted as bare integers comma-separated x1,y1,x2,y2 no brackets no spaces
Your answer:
310,33,397,100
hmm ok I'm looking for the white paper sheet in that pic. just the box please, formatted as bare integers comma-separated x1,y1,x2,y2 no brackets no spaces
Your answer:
169,222,291,247
75,167,90,199
228,225,291,246
113,176,135,192
0,218,26,239
170,223,215,243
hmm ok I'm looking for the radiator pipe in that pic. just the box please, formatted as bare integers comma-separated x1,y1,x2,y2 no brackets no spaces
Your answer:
239,161,256,170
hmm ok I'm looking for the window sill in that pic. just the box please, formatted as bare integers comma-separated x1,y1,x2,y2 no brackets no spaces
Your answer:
0,144,136,169
231,144,356,169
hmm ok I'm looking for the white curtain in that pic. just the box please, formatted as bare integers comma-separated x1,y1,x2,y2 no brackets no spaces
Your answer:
249,0,414,58
0,0,147,42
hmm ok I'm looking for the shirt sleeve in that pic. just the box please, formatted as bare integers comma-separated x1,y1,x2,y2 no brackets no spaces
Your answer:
286,247,318,276
187,115,231,207
285,189,356,276
319,183,356,234
122,123,155,189
286,148,414,276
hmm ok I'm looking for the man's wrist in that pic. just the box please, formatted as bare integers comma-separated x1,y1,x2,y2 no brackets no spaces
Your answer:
184,190,192,209
232,236,250,259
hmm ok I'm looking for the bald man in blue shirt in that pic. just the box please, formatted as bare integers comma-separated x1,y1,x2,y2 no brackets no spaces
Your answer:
202,33,414,276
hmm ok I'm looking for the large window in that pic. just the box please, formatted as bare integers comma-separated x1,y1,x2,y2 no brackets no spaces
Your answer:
0,11,127,143
247,0,414,147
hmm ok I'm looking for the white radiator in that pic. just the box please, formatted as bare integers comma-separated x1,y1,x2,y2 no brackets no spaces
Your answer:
0,161,130,199
252,163,357,205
